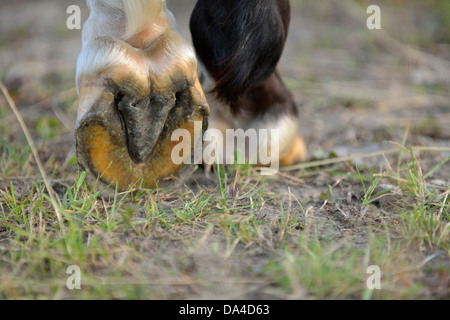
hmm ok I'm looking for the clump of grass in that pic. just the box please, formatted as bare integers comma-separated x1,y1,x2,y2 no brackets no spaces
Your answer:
1,139,32,178
265,226,425,299
398,151,450,249
2,76,450,299
355,165,390,213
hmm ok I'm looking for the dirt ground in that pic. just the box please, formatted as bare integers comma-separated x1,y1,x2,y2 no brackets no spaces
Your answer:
0,0,449,300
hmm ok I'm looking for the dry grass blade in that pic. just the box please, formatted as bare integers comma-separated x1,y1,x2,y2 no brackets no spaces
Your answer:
281,146,450,172
0,81,65,235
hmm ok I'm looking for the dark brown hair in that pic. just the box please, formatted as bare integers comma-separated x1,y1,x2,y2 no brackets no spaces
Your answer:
190,0,291,114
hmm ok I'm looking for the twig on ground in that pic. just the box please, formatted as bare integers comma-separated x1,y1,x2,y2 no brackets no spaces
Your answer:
0,81,65,236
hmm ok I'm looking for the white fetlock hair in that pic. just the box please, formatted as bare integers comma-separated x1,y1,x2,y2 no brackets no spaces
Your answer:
76,0,197,120
77,0,169,89
89,0,166,39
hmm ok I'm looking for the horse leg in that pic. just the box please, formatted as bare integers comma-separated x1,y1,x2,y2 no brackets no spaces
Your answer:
75,0,209,191
190,0,306,167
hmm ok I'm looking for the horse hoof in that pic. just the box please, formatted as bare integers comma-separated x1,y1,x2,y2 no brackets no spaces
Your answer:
280,135,307,166
76,73,209,192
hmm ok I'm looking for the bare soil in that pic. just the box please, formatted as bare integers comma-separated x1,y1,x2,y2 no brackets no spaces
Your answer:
0,0,449,299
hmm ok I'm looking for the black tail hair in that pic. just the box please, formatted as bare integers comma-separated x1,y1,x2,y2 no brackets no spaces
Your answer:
190,0,291,113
